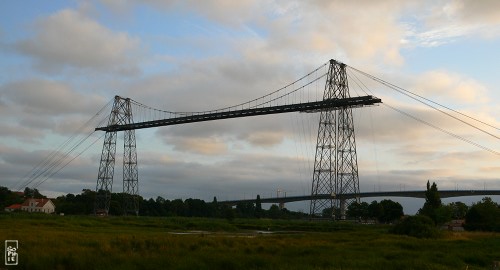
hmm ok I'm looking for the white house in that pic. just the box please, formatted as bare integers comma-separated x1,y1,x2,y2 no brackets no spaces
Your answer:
20,198,55,214
4,204,22,212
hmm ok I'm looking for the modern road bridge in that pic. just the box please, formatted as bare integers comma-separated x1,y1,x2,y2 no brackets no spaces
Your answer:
220,190,500,206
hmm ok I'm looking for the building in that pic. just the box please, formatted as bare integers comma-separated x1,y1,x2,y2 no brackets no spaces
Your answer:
4,204,22,212
441,219,465,232
20,198,55,214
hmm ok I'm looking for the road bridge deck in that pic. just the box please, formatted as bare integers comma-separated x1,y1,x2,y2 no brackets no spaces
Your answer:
220,190,500,206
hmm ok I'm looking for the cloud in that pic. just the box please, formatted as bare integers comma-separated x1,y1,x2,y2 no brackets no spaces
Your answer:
428,0,500,27
1,79,103,115
0,78,108,142
242,131,285,147
168,137,228,155
455,0,500,26
407,0,500,46
0,124,45,143
101,0,409,68
0,143,98,192
133,151,308,201
101,0,261,26
247,1,410,67
413,70,489,104
16,8,141,74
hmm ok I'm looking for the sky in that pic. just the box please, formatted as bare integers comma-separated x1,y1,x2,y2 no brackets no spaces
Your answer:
1,0,499,214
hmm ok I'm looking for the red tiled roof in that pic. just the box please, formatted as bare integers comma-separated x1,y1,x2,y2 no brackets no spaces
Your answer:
22,198,52,207
5,204,22,209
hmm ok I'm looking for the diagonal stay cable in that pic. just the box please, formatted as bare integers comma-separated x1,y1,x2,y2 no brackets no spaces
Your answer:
347,66,500,140
128,61,330,116
347,68,500,156
32,132,106,190
20,130,99,191
384,103,500,156
15,99,113,191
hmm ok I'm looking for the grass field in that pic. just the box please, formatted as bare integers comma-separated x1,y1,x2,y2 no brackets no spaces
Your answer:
1,213,499,269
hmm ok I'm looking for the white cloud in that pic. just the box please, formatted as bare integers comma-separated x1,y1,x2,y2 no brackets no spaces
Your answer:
101,0,262,26
413,70,489,104
1,79,102,115
407,0,500,47
16,8,141,74
0,78,108,143
168,137,228,155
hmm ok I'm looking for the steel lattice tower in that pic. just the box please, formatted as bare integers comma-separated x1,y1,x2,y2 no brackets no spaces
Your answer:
310,59,360,219
95,96,139,216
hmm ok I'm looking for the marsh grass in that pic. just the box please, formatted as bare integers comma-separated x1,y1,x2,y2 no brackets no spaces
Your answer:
1,213,499,269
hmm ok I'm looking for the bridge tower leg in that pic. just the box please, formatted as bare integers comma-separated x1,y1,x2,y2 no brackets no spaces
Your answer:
122,101,139,216
310,60,360,219
95,96,139,216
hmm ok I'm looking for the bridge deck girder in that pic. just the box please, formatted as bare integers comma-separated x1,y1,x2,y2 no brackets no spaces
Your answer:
96,96,381,132
220,190,500,206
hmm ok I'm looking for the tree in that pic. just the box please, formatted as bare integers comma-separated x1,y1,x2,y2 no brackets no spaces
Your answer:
170,199,187,216
321,207,340,219
156,196,165,204
434,204,453,225
448,202,468,219
255,195,262,218
24,187,46,199
236,201,255,218
465,197,500,232
418,181,442,224
268,204,282,219
221,205,234,221
185,198,207,217
368,201,383,220
379,199,404,223
0,186,23,208
362,200,403,223
347,201,369,220
209,196,219,218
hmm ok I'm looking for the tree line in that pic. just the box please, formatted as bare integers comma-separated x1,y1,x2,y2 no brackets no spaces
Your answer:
57,191,310,219
1,186,402,221
0,186,46,208
391,181,500,238
2,184,499,232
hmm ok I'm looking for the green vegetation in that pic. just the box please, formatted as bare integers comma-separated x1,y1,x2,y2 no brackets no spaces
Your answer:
418,180,443,224
390,215,440,238
50,188,309,219
1,213,499,269
3,184,500,269
0,186,24,208
347,200,403,223
465,197,500,232
415,181,471,227
390,181,446,239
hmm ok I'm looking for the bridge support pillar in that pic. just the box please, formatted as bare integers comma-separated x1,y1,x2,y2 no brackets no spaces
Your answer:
95,96,139,216
340,199,346,220
279,202,285,210
310,59,361,219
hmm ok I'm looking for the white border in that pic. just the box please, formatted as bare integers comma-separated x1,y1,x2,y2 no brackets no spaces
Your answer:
5,240,18,266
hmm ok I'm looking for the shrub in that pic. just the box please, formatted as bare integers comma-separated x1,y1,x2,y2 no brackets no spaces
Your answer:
390,215,440,238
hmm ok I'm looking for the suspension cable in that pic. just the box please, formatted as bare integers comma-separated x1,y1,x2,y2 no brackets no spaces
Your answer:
346,67,500,156
126,61,330,117
347,66,500,139
14,99,113,191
